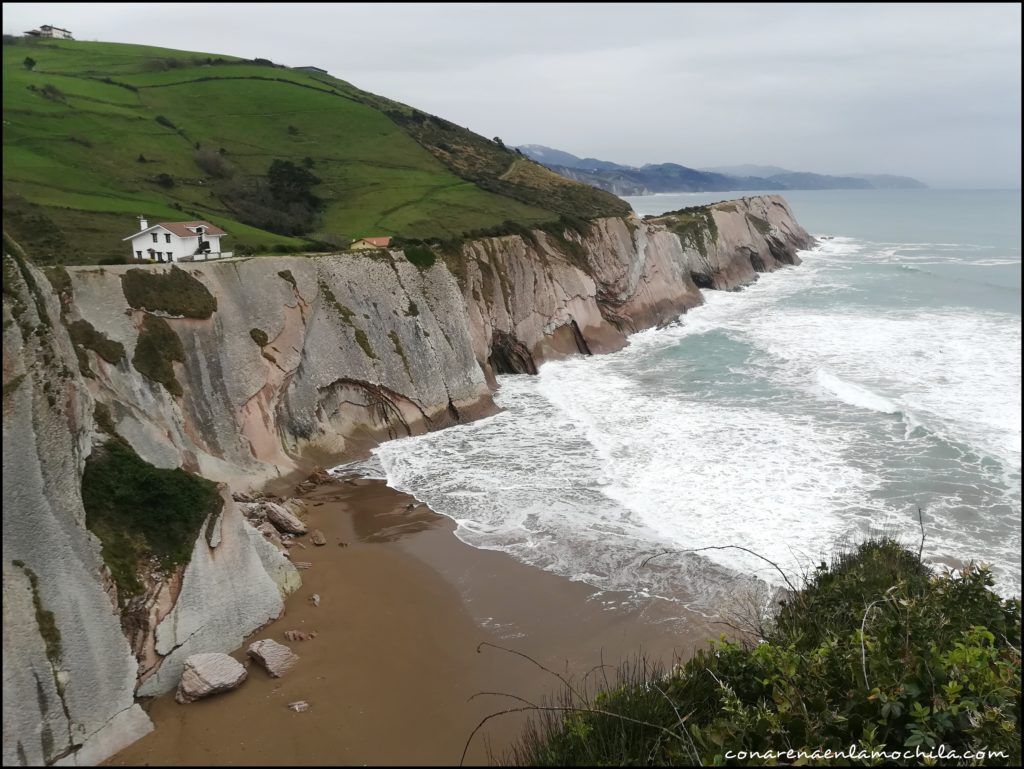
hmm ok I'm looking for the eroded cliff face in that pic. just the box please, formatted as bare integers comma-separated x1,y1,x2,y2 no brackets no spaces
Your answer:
1,195,812,764
461,195,811,382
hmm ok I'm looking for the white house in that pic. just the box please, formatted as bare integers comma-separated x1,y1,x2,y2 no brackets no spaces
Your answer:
25,25,73,39
123,217,229,263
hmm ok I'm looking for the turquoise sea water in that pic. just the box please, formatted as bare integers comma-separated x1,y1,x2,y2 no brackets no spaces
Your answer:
359,189,1022,608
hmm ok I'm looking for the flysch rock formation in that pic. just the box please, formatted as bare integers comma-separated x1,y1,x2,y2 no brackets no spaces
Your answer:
2,195,813,765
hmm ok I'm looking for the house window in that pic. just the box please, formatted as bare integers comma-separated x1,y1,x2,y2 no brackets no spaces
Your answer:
167,252,173,260
165,234,171,243
151,233,158,242
136,250,142,258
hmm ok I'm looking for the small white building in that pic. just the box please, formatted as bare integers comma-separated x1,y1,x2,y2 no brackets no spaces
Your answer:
25,25,74,39
123,217,230,263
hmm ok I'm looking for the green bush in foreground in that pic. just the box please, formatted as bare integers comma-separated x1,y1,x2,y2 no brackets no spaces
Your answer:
506,540,1021,766
81,439,222,603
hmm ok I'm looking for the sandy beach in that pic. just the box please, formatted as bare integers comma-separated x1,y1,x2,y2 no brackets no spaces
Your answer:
109,478,716,766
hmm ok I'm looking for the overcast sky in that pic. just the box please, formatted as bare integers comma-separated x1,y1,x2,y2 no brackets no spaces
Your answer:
5,3,1020,187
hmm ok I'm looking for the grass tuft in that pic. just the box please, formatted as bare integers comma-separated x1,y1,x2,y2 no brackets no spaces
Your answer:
249,327,268,347
277,269,296,289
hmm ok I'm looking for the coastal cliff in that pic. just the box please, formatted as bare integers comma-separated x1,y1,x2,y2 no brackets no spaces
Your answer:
2,195,812,764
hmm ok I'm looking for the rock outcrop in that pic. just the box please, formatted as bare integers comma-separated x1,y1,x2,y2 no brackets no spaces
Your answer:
174,653,247,704
2,196,812,764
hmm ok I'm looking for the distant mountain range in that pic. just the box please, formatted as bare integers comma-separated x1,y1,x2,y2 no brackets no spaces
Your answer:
517,145,927,195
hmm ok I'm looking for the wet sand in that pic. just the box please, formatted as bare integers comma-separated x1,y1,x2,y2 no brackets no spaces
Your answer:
110,480,716,765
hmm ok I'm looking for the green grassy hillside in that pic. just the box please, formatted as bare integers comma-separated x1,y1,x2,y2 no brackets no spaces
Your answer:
2,38,628,264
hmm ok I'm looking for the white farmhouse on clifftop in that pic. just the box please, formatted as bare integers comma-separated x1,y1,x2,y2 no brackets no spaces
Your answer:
24,24,73,39
123,217,230,262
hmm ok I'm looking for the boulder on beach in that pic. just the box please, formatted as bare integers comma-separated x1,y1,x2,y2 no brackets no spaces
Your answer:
175,653,247,704
284,629,317,642
310,529,327,546
264,501,308,535
247,639,299,677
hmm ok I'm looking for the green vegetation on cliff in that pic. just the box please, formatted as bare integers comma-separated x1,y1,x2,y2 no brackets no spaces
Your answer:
10,561,62,665
508,540,1022,766
67,318,125,375
121,264,217,318
68,319,125,364
316,277,376,358
81,439,222,602
647,205,719,258
3,38,626,263
249,327,269,347
132,314,185,396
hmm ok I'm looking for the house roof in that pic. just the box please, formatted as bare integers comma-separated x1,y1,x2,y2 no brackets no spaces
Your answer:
356,236,392,247
123,220,227,241
42,25,72,32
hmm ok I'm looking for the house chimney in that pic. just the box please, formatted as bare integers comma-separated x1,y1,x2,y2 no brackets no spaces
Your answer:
138,215,148,231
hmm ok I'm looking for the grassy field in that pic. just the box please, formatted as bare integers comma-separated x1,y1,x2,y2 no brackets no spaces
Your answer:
3,38,625,264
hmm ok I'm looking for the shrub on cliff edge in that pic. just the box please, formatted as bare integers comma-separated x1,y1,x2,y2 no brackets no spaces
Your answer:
505,539,1021,766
